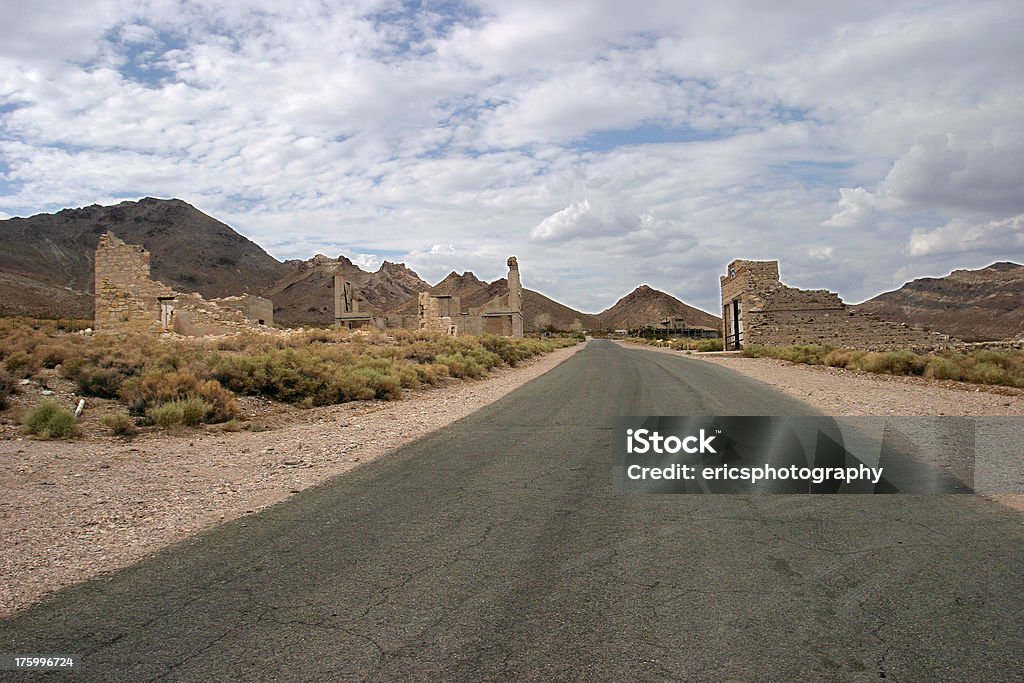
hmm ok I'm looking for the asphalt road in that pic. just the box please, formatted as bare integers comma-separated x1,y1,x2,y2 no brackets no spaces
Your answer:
2,340,1022,681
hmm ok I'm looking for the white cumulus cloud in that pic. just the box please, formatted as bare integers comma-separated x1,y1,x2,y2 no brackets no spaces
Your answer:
907,214,1024,257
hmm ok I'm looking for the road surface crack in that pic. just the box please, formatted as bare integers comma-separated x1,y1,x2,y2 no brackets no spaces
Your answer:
145,607,271,682
354,523,494,621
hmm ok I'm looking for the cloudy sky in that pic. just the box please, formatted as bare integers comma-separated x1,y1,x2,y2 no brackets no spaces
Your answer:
2,0,1022,314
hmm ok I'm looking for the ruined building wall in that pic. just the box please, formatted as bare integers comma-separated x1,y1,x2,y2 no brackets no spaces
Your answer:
417,292,456,335
95,231,272,336
721,259,955,351
94,232,175,334
212,294,274,327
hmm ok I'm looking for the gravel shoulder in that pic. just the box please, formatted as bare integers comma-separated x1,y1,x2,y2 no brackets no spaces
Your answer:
0,343,582,618
690,351,1024,417
682,347,1024,512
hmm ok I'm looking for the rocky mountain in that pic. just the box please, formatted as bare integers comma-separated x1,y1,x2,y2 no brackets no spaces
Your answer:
854,262,1024,342
0,197,289,317
267,255,430,324
596,284,721,331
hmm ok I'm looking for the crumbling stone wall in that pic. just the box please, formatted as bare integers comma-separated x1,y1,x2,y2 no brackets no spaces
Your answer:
94,231,272,336
214,294,273,327
721,259,955,351
172,294,269,336
94,232,175,334
417,292,456,335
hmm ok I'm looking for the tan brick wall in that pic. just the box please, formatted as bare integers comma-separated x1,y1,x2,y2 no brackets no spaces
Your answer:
212,294,274,326
94,232,175,334
417,293,456,335
721,259,956,351
94,232,273,337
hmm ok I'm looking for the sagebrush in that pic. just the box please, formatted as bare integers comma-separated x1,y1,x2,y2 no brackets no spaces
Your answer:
0,319,579,427
23,400,77,439
743,345,1024,388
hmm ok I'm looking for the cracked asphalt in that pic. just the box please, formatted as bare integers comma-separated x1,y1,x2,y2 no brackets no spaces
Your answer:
2,340,1022,681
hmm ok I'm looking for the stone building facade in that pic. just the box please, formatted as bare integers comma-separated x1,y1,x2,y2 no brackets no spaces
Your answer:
720,259,954,351
335,256,525,338
94,232,273,336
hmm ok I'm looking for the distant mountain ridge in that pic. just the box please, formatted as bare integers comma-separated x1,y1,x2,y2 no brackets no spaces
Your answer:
0,198,720,331
854,262,1024,341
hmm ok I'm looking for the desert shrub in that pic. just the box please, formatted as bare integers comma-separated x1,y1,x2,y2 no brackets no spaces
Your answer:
414,362,448,385
436,352,484,378
146,397,210,428
211,351,327,402
101,412,137,437
740,344,1024,388
923,356,961,380
120,369,199,412
822,349,865,368
74,366,128,398
0,370,16,410
355,365,403,400
859,350,926,376
695,338,724,352
2,351,39,378
195,379,239,422
121,370,238,422
962,361,1010,386
23,400,77,439
35,343,70,369
480,334,526,366
60,337,153,393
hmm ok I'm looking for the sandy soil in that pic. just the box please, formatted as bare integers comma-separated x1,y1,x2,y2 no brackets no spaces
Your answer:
0,344,582,617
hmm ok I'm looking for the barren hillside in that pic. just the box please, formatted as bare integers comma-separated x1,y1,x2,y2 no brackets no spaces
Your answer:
854,262,1024,341
597,284,721,330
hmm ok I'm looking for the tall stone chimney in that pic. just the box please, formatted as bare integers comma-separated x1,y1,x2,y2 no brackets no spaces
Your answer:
333,271,343,325
507,256,522,312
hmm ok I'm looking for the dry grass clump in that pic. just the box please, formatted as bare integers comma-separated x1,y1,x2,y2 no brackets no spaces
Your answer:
146,397,210,428
744,345,1024,388
22,400,77,439
101,411,138,437
0,369,15,410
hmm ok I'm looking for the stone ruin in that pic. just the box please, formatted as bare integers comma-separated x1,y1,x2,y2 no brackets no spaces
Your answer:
720,259,956,351
94,232,273,336
336,256,524,338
